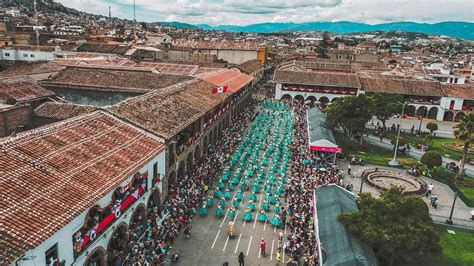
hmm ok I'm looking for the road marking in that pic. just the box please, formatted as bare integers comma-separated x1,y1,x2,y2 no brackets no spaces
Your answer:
223,236,229,251
219,209,230,228
253,213,258,229
270,239,274,261
258,194,263,208
282,245,285,262
233,210,240,222
263,220,267,231
211,229,221,249
234,234,242,253
284,223,287,235
246,235,253,256
243,220,246,227
258,247,261,258
274,225,276,233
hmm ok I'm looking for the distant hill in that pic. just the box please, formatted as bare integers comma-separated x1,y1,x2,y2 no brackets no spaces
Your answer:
158,22,198,29
190,21,473,40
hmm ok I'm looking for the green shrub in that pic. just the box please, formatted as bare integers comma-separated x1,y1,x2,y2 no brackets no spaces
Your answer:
421,151,442,169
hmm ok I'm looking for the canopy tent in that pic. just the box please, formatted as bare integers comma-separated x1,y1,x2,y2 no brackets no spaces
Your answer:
306,107,341,153
315,185,378,266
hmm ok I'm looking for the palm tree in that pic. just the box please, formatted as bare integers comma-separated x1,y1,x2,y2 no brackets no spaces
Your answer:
454,113,474,180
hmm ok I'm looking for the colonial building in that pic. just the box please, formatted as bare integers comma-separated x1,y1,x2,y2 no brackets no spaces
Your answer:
0,110,166,265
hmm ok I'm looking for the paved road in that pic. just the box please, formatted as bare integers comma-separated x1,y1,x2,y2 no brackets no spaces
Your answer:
363,134,474,177
169,190,286,266
369,116,457,138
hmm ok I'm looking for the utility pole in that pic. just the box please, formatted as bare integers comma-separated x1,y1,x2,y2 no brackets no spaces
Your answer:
133,0,136,22
34,0,39,46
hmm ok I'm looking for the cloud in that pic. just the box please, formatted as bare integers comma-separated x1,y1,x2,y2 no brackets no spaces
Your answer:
56,0,474,25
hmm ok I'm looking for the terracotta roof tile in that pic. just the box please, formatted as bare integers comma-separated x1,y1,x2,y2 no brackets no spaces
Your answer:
33,102,97,120
199,69,253,93
41,66,193,93
273,70,361,88
358,72,444,96
235,59,264,74
441,84,474,99
0,111,165,263
173,39,261,51
0,76,55,102
0,62,66,78
108,80,226,139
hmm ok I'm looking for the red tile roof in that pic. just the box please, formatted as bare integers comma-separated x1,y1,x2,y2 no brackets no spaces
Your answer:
108,80,227,139
199,69,253,93
136,62,199,75
173,39,261,51
0,110,165,263
0,62,65,78
234,59,264,74
0,76,55,102
33,102,97,120
41,66,193,93
358,72,444,96
273,70,361,88
441,84,474,99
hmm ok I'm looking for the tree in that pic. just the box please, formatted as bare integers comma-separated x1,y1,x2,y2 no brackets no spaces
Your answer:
426,122,438,136
454,113,474,180
420,151,442,169
369,93,404,132
390,136,406,147
316,31,331,58
338,187,441,266
326,95,373,138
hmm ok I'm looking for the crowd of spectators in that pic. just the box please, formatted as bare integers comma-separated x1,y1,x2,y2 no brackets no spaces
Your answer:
284,101,343,265
106,98,259,265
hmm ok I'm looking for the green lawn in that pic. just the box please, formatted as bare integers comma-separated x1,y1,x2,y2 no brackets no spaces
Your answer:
439,229,474,266
405,229,474,266
382,131,473,162
336,132,420,169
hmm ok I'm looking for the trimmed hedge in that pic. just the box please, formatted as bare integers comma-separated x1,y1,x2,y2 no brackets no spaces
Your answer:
431,169,474,207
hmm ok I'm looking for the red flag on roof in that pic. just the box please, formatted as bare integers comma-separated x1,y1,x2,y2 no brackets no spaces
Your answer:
212,86,229,94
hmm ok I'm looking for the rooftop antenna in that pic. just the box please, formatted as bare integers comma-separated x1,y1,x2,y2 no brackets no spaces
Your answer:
109,6,111,19
133,0,136,22
34,0,39,46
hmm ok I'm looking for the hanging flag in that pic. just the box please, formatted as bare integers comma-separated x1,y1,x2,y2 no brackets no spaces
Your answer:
212,86,229,94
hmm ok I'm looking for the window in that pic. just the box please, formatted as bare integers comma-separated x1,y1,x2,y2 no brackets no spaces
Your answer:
45,244,59,266
4,52,10,57
23,54,28,57
30,54,35,58
153,162,158,179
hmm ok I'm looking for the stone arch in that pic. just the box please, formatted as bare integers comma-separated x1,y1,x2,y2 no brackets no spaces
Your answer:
330,97,338,102
306,95,317,105
177,161,186,178
148,188,162,212
129,204,147,238
281,94,292,100
203,135,209,150
443,111,454,121
168,171,176,194
319,96,329,104
454,112,465,122
106,222,129,264
416,106,427,118
84,246,106,266
195,145,201,161
428,107,438,119
406,105,416,116
187,151,194,170
294,95,305,103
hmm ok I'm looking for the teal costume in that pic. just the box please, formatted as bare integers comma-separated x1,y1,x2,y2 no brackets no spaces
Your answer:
229,208,236,219
224,191,231,200
216,207,225,217
199,205,208,217
236,192,244,201
249,193,257,202
258,212,268,222
247,202,256,212
243,210,253,221
270,215,281,227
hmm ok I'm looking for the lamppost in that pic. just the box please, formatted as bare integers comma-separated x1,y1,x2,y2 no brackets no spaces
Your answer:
418,115,424,134
446,192,458,224
359,174,364,194
389,102,407,166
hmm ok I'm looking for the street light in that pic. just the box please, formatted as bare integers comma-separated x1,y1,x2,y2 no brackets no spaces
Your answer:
359,174,364,194
446,192,458,225
389,101,407,166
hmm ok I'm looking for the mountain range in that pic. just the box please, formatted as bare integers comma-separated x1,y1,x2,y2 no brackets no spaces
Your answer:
159,21,473,40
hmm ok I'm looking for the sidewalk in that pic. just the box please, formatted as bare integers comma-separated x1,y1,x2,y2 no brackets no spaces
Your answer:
338,162,474,228
363,134,474,177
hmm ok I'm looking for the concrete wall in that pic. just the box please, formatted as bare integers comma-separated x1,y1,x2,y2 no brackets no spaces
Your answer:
216,50,258,64
0,104,31,137
0,48,55,62
16,150,166,266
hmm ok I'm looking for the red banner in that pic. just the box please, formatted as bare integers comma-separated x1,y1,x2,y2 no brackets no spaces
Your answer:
310,146,342,153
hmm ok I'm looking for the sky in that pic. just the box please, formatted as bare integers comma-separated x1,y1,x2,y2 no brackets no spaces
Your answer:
57,0,474,25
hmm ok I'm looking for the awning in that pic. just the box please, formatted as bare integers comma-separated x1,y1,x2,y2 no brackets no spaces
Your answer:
307,107,342,153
